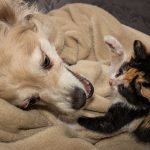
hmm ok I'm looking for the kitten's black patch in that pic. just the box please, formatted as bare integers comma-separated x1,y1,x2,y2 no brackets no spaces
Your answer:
134,40,147,60
78,102,149,133
129,57,150,74
117,40,150,77
118,82,150,108
129,41,150,74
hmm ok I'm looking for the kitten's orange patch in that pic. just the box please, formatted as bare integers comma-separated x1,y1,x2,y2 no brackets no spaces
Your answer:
124,68,145,84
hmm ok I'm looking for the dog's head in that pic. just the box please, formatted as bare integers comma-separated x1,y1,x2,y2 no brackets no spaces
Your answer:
0,0,94,113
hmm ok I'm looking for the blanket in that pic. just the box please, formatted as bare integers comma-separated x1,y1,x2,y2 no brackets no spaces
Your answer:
0,3,150,150
29,0,150,35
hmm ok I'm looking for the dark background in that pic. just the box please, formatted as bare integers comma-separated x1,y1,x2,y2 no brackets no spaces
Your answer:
25,0,150,35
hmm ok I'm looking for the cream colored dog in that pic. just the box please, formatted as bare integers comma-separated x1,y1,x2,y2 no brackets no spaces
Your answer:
0,0,94,115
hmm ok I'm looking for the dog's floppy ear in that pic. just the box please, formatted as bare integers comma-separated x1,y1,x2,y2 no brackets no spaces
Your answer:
134,40,147,60
0,0,16,25
140,84,150,102
17,22,38,35
24,14,38,32
24,14,33,21
30,22,38,32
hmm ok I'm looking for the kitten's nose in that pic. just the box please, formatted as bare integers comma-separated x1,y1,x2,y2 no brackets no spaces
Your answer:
109,79,116,86
109,79,113,86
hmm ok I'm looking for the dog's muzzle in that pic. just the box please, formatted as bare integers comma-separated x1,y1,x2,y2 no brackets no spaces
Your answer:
68,69,94,110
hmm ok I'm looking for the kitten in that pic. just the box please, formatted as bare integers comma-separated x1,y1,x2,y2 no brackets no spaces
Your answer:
78,36,150,143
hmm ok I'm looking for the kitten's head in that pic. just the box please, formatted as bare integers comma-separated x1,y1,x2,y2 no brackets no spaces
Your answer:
109,40,150,106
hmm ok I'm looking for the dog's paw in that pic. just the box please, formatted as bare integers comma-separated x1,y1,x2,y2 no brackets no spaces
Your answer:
104,35,123,56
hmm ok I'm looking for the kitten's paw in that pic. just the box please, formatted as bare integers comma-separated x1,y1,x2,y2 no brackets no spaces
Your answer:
78,116,95,129
104,35,123,56
118,84,134,99
118,84,126,96
78,116,90,126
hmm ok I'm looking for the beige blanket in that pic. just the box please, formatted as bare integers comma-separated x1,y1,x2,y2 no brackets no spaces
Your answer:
0,3,150,150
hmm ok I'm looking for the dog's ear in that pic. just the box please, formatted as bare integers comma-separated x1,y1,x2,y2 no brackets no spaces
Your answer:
24,14,38,32
133,40,148,60
24,14,33,21
17,22,38,35
0,21,9,35
140,84,150,102
26,22,38,32
0,0,16,25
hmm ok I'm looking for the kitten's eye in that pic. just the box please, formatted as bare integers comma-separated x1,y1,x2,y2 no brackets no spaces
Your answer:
135,61,142,66
115,68,123,77
41,54,52,69
130,58,142,67
115,62,130,77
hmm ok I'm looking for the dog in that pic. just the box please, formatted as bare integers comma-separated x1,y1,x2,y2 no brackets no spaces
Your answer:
0,0,94,116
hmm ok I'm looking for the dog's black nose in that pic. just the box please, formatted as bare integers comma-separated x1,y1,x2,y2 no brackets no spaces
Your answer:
72,87,86,110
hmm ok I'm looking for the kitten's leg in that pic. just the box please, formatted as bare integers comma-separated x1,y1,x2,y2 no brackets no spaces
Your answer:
118,83,138,104
78,102,148,134
104,35,125,80
104,35,123,56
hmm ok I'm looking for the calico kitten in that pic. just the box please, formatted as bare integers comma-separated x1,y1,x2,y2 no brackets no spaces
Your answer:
78,36,150,143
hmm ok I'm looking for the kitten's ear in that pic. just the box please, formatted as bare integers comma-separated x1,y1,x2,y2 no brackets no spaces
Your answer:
134,40,147,60
140,85,150,102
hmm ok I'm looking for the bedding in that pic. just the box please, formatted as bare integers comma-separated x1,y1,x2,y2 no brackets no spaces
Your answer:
0,2,150,150
25,0,150,35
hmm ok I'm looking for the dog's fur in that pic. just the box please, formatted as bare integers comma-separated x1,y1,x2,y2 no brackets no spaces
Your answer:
0,0,94,117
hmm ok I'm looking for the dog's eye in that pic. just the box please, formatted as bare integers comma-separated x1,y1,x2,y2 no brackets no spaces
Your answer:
42,54,52,69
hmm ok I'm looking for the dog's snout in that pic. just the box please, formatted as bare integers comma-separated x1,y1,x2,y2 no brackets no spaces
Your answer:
72,87,86,110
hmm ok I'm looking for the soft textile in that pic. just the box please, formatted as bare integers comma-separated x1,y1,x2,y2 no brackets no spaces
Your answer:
25,0,150,35
0,3,150,150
